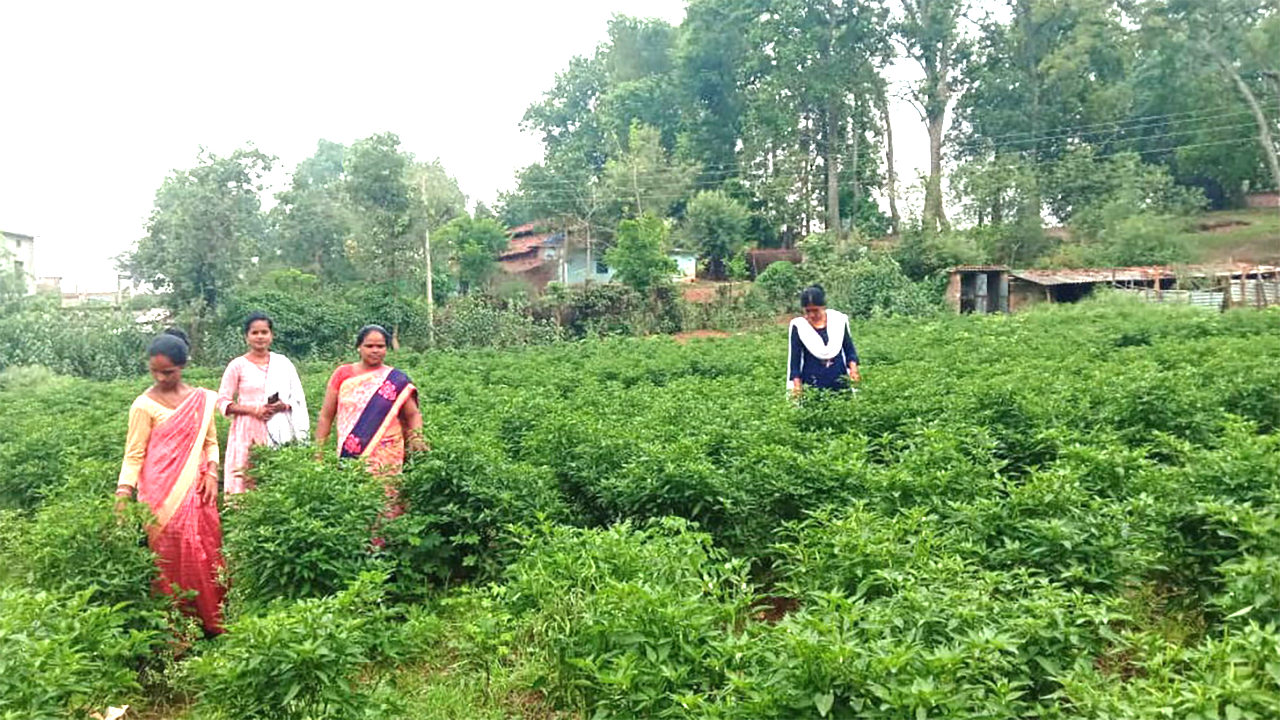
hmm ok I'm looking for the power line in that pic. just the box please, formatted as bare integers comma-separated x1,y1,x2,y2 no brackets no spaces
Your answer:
506,107,1275,190
512,95,1277,180
496,135,1263,206
948,97,1277,149
501,119,1269,198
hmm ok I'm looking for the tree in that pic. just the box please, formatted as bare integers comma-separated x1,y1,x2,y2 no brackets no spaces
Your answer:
599,15,685,151
411,159,468,232
342,133,422,345
897,0,969,234
269,140,354,282
122,147,273,312
435,216,509,293
741,0,890,239
604,122,701,218
675,0,754,185
606,214,677,294
685,190,750,278
522,55,610,177
953,0,1133,221
874,81,901,236
1157,0,1280,193
473,202,497,221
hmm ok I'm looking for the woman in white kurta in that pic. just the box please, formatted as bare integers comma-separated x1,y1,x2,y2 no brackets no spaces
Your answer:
216,312,309,493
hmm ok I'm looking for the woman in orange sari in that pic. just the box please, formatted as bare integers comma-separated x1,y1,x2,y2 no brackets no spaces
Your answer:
115,329,226,634
315,325,426,480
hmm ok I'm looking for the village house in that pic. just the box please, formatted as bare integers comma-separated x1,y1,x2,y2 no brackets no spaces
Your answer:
499,222,697,292
2,230,36,294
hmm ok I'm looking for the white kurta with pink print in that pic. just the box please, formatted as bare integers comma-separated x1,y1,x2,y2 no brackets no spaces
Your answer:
216,353,309,494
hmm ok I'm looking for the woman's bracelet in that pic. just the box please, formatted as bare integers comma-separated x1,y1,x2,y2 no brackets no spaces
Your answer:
115,485,134,498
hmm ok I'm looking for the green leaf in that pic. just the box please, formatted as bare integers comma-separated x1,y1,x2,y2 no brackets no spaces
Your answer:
814,691,835,717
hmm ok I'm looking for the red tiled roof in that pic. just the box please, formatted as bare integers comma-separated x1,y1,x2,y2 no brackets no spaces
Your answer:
499,255,550,274
500,232,558,259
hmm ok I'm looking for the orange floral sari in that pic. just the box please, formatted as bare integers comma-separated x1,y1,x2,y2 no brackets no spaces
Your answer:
335,365,417,477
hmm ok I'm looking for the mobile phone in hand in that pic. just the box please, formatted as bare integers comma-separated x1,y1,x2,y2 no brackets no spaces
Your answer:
267,392,280,404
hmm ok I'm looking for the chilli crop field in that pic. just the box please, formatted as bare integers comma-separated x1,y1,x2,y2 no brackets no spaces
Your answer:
3,297,1280,719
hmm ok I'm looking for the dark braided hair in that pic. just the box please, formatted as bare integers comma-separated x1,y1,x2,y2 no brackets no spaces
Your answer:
149,327,191,366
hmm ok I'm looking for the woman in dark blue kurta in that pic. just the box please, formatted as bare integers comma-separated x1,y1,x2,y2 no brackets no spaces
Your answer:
788,285,861,394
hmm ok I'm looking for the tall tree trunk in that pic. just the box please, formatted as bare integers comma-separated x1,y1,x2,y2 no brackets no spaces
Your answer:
827,98,841,238
1213,50,1280,192
850,118,861,228
585,221,593,283
877,90,901,236
923,109,950,233
1014,0,1044,222
802,116,812,235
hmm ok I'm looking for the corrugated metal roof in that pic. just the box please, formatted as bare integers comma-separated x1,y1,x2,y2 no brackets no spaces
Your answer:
948,265,1011,272
1012,267,1170,285
1011,264,1280,286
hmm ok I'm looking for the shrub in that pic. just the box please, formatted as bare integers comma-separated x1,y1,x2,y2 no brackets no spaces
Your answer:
183,572,398,720
0,588,157,719
501,519,752,717
0,306,153,380
753,260,802,308
384,434,573,591
1099,212,1193,266
5,494,165,618
434,294,559,350
540,282,642,338
222,448,386,607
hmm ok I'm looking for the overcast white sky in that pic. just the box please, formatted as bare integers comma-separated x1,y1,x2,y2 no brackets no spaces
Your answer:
1,0,930,290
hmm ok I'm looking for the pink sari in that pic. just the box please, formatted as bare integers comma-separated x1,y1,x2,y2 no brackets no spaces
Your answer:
136,389,226,633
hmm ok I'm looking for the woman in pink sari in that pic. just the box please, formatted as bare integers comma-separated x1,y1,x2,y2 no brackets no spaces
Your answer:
314,325,426,480
116,329,226,634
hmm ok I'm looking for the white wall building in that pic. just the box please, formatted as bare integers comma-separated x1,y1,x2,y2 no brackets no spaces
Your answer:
2,230,36,294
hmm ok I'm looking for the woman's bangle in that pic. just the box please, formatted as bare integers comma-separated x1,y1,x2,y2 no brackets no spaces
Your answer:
115,485,133,498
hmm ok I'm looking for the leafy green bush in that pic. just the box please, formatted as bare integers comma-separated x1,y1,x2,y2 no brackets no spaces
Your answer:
384,433,573,590
222,448,386,607
799,240,939,318
708,582,1114,719
434,294,559,350
183,572,399,720
216,281,437,359
0,305,153,380
501,519,752,717
753,260,802,307
3,494,164,617
1099,212,1193,266
0,588,158,720
540,282,642,338
1058,621,1280,719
